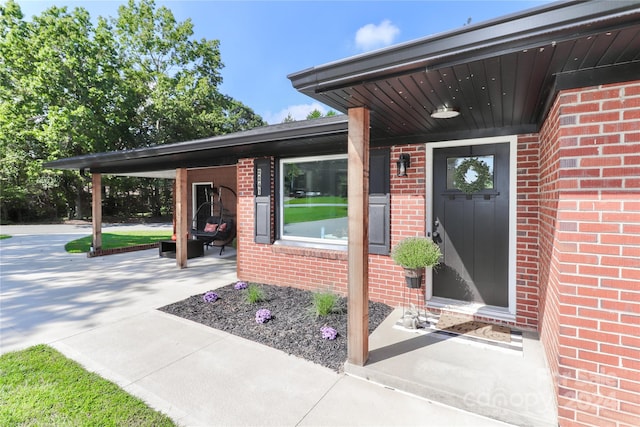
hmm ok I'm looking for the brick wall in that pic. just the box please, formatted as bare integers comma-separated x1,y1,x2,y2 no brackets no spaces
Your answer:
237,139,541,322
237,158,349,294
369,144,427,306
538,93,563,416
538,81,640,427
187,166,237,223
517,134,541,328
237,147,429,305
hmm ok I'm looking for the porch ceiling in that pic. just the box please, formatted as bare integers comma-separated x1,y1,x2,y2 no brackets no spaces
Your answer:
288,1,640,144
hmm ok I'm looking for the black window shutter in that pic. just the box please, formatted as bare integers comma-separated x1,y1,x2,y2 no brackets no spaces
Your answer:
254,158,272,244
369,149,390,255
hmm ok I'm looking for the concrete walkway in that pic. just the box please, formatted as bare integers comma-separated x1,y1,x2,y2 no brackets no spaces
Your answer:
1,225,512,426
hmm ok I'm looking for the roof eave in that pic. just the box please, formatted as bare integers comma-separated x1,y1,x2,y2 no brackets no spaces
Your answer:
45,116,349,174
288,0,640,96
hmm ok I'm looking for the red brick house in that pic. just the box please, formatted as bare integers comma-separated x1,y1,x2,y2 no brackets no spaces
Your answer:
48,2,640,426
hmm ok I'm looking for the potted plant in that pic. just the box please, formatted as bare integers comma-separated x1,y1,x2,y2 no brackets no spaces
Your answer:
391,236,441,289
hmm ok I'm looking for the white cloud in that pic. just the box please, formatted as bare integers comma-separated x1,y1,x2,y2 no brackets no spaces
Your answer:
355,20,400,52
263,103,332,124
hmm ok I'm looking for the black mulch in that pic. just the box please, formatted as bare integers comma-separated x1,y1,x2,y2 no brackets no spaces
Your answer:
158,283,393,372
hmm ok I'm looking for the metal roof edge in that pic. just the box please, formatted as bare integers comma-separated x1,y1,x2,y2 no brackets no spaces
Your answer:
288,0,640,94
45,115,348,170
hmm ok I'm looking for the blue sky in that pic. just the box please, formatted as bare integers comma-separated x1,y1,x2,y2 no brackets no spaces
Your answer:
17,1,549,124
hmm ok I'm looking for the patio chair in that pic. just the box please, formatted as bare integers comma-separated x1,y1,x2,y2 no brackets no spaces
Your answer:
191,185,236,255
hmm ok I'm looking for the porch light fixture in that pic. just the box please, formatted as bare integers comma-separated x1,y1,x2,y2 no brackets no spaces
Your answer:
431,107,460,119
396,153,411,177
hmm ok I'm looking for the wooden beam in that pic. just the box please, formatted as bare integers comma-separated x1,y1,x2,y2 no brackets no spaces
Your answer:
172,180,177,240
175,168,188,268
347,107,370,366
91,173,102,252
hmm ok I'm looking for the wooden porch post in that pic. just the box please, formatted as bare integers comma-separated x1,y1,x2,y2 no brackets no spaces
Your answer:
172,180,177,240
347,107,370,366
91,173,102,252
175,168,188,268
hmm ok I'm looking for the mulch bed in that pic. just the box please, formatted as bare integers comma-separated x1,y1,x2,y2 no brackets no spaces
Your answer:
159,283,393,372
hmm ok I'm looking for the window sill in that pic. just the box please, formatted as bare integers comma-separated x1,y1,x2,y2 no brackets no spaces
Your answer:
272,240,348,261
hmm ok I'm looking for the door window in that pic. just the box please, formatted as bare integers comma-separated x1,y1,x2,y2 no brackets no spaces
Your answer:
446,155,494,192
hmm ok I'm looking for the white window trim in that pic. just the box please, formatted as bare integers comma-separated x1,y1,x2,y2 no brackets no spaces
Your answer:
425,135,518,321
278,153,348,247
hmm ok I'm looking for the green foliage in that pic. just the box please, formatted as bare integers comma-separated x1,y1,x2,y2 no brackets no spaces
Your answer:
245,283,265,304
306,109,338,120
311,291,339,317
64,231,171,253
306,109,323,120
113,0,264,146
0,235,11,240
0,0,265,223
0,345,175,426
282,112,295,123
391,236,442,269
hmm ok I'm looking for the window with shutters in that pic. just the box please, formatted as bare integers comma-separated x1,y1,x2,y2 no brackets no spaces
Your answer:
264,149,389,253
279,154,348,245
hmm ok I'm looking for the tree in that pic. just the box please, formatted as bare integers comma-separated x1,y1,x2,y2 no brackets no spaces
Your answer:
113,0,264,146
1,1,131,220
280,109,338,124
306,109,337,120
0,0,265,222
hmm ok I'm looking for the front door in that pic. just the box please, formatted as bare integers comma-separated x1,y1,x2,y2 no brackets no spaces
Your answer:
432,143,510,307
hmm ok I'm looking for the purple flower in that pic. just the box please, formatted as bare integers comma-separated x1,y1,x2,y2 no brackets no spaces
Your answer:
234,281,248,290
203,291,219,303
255,308,271,324
321,326,338,340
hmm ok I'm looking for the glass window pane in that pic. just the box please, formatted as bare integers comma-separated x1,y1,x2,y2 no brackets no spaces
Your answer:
281,156,348,242
446,155,494,191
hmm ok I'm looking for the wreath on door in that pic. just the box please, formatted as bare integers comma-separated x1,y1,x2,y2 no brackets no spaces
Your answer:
453,157,491,194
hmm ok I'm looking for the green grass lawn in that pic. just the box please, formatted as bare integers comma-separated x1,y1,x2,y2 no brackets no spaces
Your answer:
0,345,175,426
284,197,347,224
0,234,10,240
65,231,172,253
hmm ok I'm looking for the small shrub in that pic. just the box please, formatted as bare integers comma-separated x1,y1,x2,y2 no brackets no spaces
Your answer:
245,283,265,304
311,291,339,317
391,236,441,269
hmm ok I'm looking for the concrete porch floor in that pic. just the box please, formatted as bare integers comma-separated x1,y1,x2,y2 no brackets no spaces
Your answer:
346,308,558,427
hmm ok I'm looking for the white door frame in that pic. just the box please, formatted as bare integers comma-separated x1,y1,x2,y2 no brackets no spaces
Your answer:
192,182,214,227
425,135,517,322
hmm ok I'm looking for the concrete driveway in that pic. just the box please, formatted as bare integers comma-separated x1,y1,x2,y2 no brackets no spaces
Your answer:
0,225,512,426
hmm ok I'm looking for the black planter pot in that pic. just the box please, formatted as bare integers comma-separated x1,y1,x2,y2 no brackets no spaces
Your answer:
403,267,424,288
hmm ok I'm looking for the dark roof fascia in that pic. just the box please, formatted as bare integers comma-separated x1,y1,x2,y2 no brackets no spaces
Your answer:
288,0,640,97
45,116,348,173
370,124,540,148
